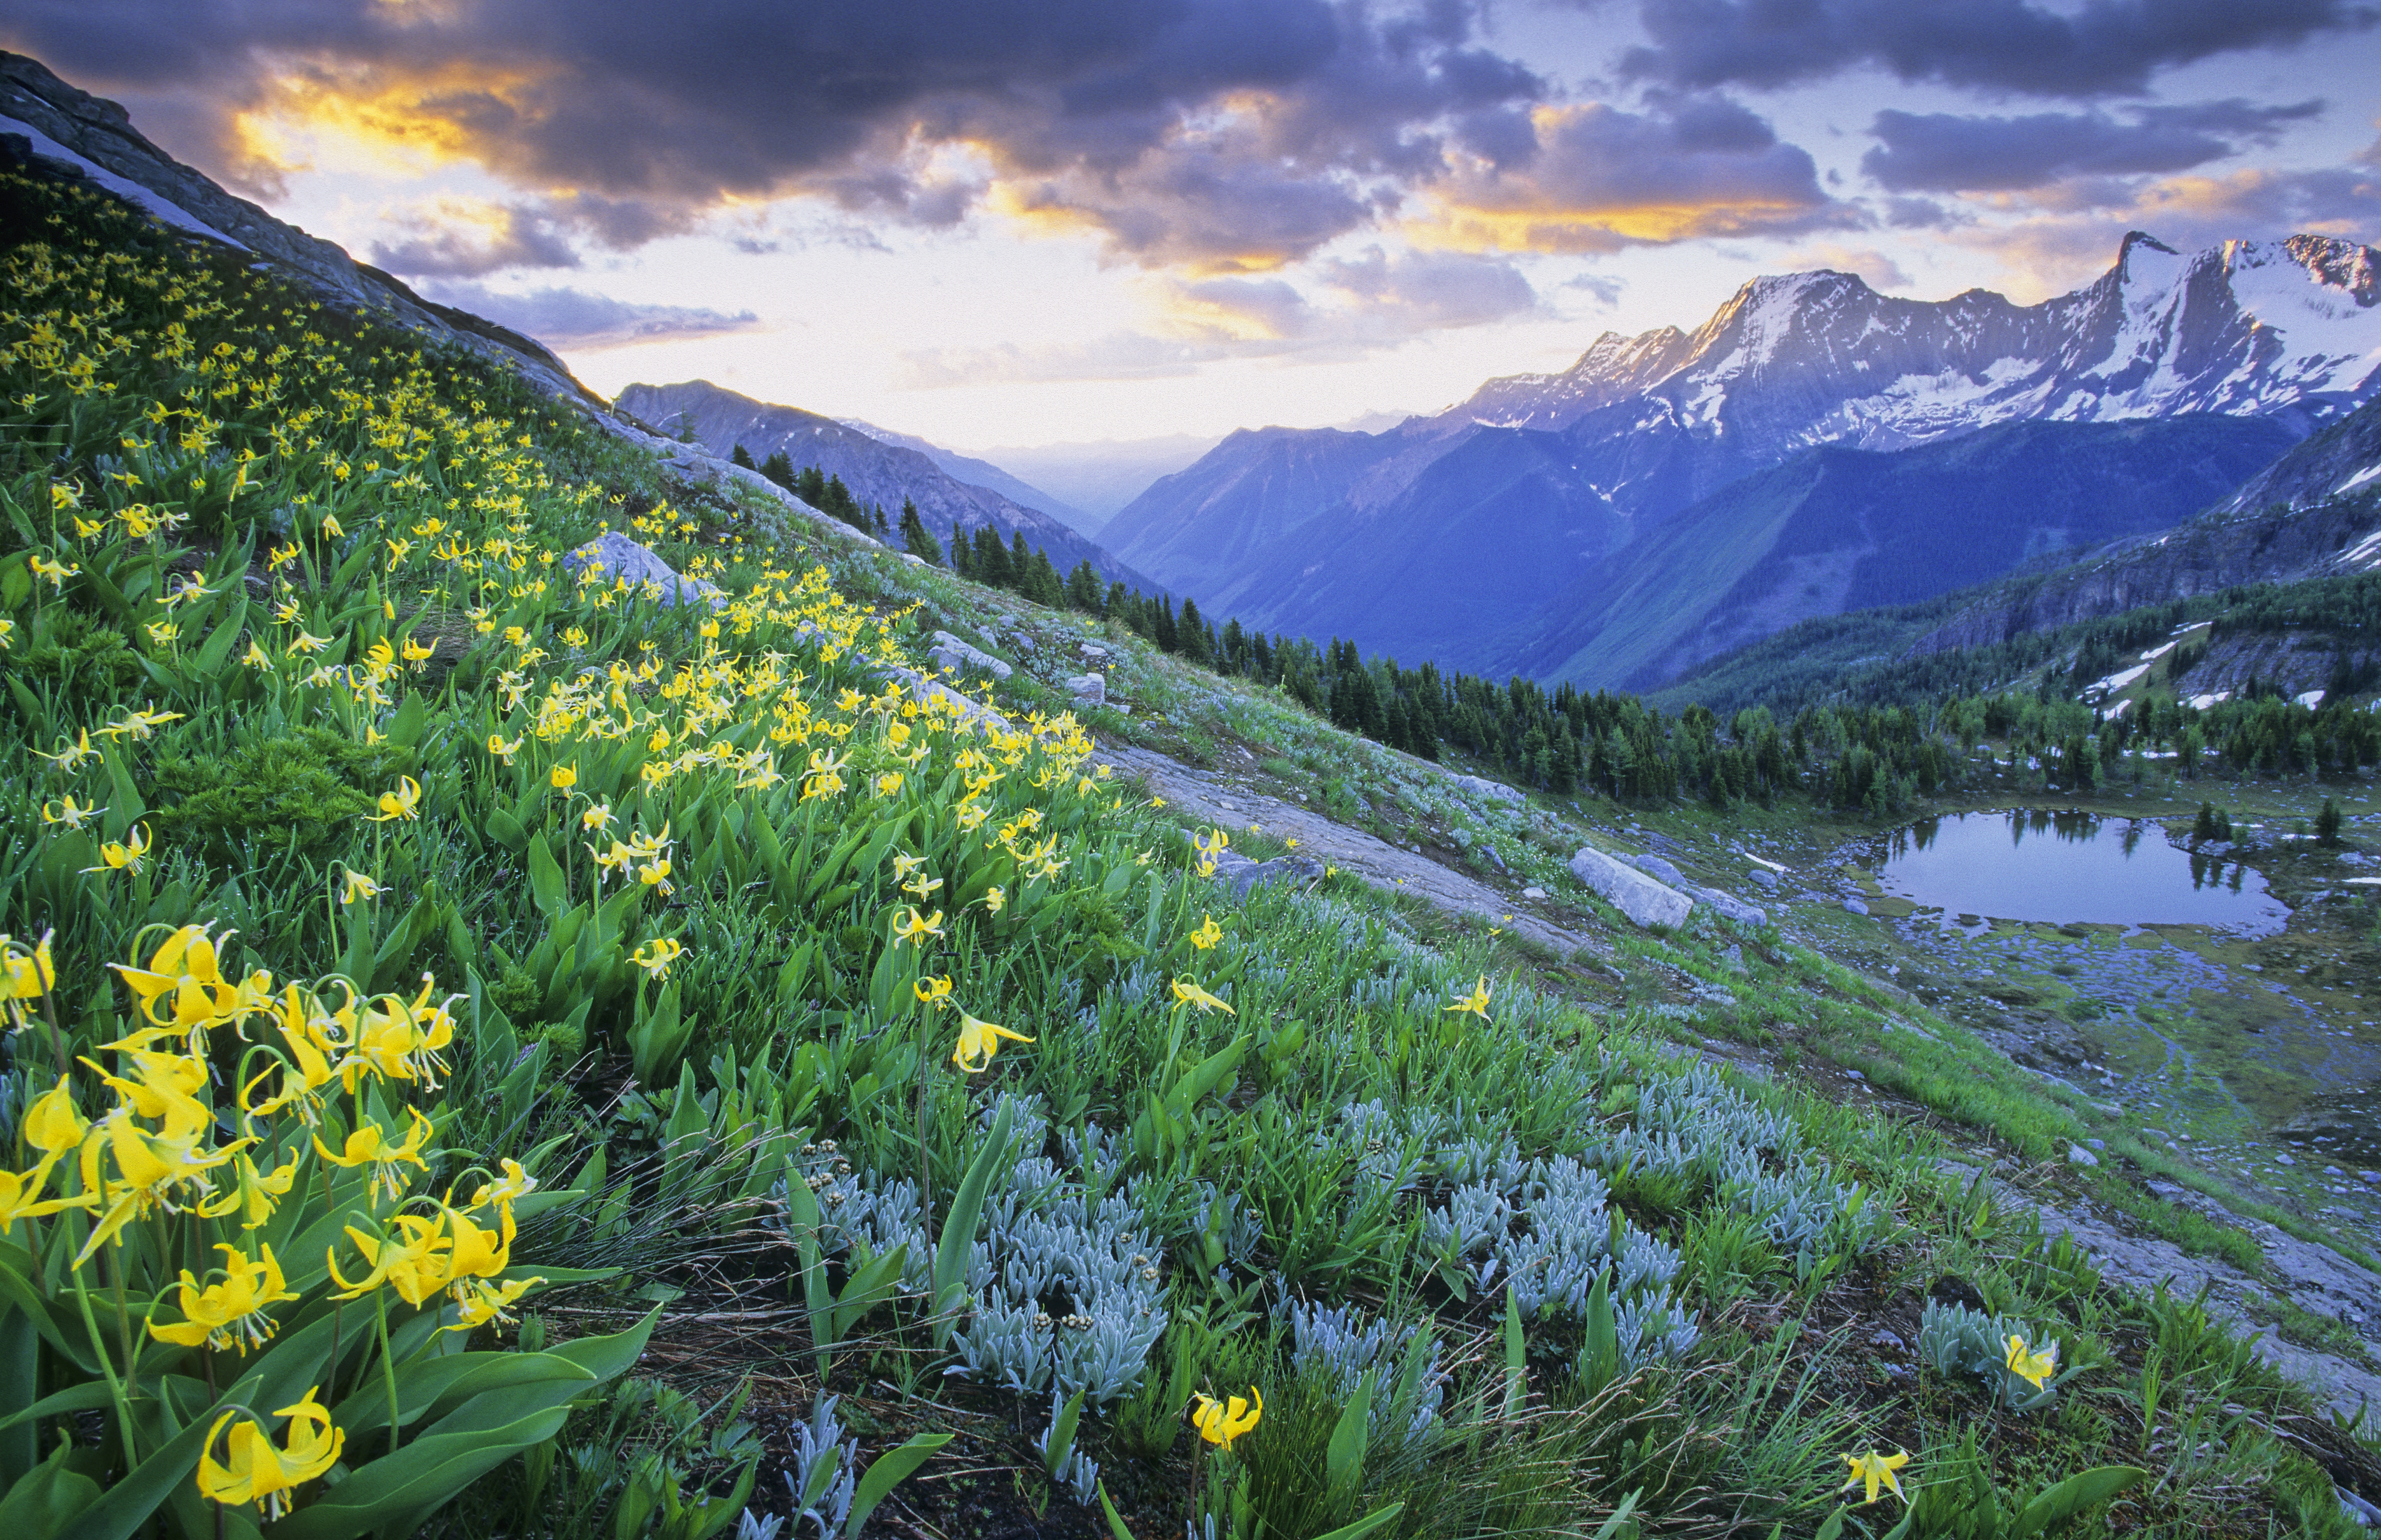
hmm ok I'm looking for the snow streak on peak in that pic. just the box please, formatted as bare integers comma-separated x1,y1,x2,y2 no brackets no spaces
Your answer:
1447,231,2381,456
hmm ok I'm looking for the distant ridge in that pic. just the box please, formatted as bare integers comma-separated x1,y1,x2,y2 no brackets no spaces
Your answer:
617,380,1150,588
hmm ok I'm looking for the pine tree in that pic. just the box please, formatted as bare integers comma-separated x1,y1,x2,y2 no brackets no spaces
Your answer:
761,451,797,492
1028,550,1064,607
1065,561,1102,613
899,498,944,565
795,465,825,503
731,444,756,470
2318,797,2342,844
949,527,975,578
1010,532,1033,588
974,526,1012,588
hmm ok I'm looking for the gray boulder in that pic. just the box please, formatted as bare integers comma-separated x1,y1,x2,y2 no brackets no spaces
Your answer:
929,630,1013,682
1692,887,1767,927
1630,852,1687,888
1746,868,1780,892
1842,897,1871,916
563,532,725,609
1568,846,1694,929
1451,774,1526,807
1203,846,1324,900
1065,671,1105,708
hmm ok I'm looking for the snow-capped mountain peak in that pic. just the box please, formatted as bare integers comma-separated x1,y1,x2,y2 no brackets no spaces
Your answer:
1447,230,2381,457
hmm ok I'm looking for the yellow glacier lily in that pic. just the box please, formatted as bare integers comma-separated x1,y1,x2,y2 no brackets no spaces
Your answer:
951,1011,1034,1073
148,1242,299,1353
1190,1387,1262,1451
2004,1334,2058,1392
1840,1448,1910,1505
198,1388,343,1521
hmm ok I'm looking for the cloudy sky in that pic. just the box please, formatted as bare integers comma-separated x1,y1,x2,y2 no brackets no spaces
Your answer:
9,1,2378,451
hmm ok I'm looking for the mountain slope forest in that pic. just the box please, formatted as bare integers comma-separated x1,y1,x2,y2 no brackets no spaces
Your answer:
6,75,2381,1540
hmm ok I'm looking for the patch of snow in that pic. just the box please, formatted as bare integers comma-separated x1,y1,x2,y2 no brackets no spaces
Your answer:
2334,462,2381,497
2346,527,2381,569
2140,638,2181,661
2296,688,2328,709
0,115,248,250
2087,663,2152,696
2188,691,2234,710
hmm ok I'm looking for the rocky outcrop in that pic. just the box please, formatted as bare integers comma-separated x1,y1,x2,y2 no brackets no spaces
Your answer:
1913,491,2381,654
1451,774,1526,807
1065,671,1105,708
929,631,1013,683
0,52,605,412
1569,846,1694,929
563,533,725,610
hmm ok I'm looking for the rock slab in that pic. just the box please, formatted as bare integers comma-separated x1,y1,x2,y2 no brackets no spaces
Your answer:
1569,846,1694,929
1065,671,1105,708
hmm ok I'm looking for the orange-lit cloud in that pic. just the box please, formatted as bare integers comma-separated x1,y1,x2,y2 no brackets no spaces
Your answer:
1413,101,1851,256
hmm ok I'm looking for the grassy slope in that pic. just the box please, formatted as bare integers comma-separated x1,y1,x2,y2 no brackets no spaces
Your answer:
3,166,2376,1538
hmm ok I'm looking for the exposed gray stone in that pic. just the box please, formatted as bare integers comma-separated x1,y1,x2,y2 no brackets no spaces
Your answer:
1451,773,1526,806
563,532,726,609
1630,852,1687,888
2067,1144,2100,1167
1691,887,1768,928
1065,671,1105,708
1202,847,1324,900
1746,868,1780,891
1842,897,1871,915
929,630,1013,682
1569,846,1694,929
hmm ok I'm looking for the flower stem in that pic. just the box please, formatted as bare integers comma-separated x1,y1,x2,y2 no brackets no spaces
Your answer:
375,1289,401,1458
73,1262,139,1466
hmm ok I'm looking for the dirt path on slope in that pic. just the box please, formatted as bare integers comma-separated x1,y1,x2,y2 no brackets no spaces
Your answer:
1093,742,1600,962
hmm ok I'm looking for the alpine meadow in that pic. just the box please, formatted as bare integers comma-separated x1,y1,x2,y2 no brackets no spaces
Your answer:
3,13,2381,1540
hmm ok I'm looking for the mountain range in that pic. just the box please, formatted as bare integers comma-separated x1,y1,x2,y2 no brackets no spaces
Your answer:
1105,231,2381,687
615,380,1149,588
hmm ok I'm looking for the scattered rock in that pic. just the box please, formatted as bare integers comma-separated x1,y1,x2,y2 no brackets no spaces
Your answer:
1064,671,1105,708
1841,897,1871,916
1746,868,1780,891
1478,845,1507,873
1451,773,1526,807
1568,846,1694,929
1522,886,1547,899
563,532,726,610
1691,887,1768,928
2068,1145,2100,1167
1079,643,1108,661
1630,852,1687,888
929,630,1013,682
2085,1138,2105,1151
1201,846,1324,901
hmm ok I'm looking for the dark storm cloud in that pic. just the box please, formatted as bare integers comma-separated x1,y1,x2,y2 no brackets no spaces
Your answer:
370,204,581,278
0,0,1542,270
419,282,761,351
1613,0,2373,98
1862,99,2326,192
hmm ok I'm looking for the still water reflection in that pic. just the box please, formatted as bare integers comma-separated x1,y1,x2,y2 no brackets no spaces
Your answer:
1878,810,2291,934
